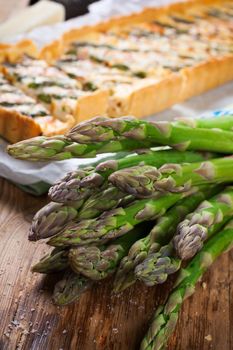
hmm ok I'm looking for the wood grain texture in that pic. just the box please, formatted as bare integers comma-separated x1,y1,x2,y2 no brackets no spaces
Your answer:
0,177,232,350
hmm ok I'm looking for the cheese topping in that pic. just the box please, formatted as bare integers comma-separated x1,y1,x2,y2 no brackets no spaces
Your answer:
0,73,51,118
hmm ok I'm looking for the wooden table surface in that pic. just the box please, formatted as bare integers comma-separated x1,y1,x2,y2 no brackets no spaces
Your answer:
0,177,232,350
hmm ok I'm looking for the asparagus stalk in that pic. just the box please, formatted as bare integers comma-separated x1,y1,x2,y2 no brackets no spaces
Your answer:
32,248,69,274
67,116,233,153
135,242,181,286
8,116,233,161
113,185,221,292
48,192,191,248
48,149,133,202
68,223,148,280
176,114,233,131
31,186,132,241
110,157,233,197
48,167,96,203
46,153,214,238
173,186,233,260
7,135,153,161
140,220,233,350
136,187,233,286
77,186,131,220
53,270,93,306
29,201,83,241
48,149,207,203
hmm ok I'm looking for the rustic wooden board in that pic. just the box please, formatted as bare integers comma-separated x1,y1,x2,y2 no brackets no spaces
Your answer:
0,178,232,350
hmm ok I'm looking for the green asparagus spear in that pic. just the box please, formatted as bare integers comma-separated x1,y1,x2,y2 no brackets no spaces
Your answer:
67,116,233,153
176,114,233,131
68,223,149,280
136,187,233,286
7,134,153,161
77,186,131,220
29,201,83,241
53,270,93,306
48,167,96,203
48,149,208,203
33,186,132,241
46,152,214,239
94,149,207,180
8,116,233,161
48,149,135,203
32,248,69,274
43,149,127,202
110,157,233,197
113,185,221,292
135,242,181,286
48,191,191,248
173,186,233,260
140,220,233,350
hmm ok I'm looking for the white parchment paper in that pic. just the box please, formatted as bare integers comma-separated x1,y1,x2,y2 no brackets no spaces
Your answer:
1,0,233,186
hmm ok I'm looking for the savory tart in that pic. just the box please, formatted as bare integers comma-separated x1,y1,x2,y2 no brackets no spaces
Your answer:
0,0,232,142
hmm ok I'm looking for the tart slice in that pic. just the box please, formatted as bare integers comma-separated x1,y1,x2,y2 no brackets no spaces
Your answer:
0,73,73,143
2,55,108,124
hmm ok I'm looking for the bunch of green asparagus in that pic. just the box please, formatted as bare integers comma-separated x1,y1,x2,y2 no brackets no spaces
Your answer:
8,114,233,348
